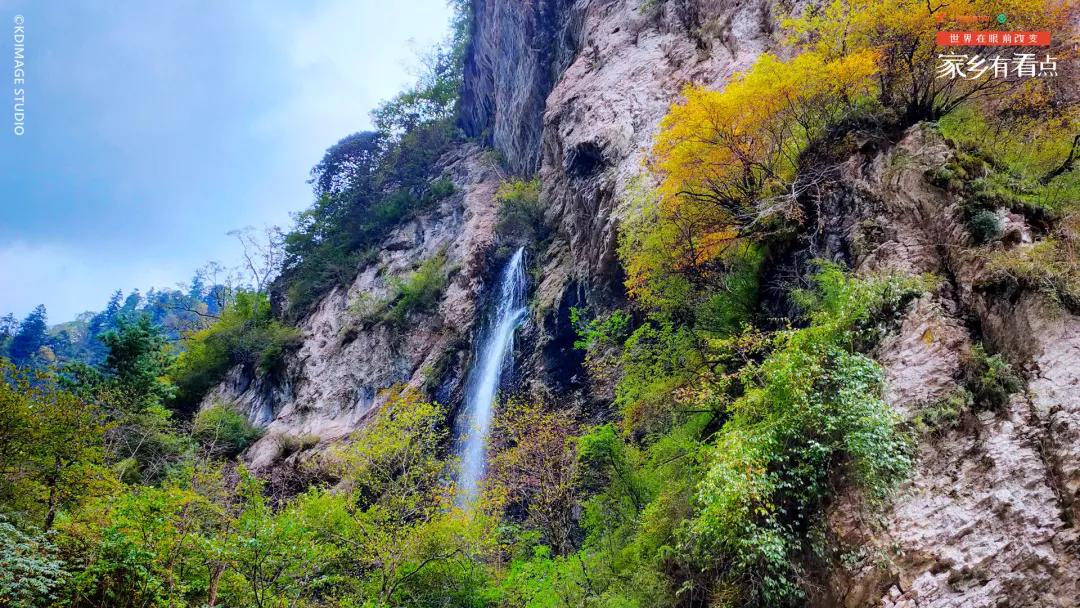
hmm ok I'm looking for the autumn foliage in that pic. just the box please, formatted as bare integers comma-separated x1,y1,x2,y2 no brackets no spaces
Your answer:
624,0,1073,306
786,0,1071,121
623,50,877,304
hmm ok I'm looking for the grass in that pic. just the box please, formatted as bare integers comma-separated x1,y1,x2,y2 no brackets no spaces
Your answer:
938,106,1079,214
937,106,1080,310
348,253,452,327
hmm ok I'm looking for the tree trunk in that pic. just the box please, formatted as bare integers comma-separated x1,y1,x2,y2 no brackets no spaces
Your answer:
207,563,225,607
43,455,61,531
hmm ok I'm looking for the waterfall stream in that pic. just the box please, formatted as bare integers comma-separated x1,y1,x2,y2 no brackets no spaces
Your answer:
453,247,528,506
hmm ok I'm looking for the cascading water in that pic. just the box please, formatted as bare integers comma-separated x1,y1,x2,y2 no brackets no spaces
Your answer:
453,247,528,506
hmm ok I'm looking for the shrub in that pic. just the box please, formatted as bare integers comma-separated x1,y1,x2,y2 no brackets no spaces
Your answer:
327,388,445,508
0,517,68,607
495,178,548,243
986,221,1080,313
685,265,921,605
428,176,456,200
961,344,1022,411
569,308,631,350
192,403,264,457
939,106,1080,214
346,291,385,326
968,210,1003,244
384,253,450,325
911,389,971,435
345,254,451,328
928,166,956,190
277,433,320,457
169,292,300,412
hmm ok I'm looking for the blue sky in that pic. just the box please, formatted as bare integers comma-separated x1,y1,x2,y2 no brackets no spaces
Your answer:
0,0,452,322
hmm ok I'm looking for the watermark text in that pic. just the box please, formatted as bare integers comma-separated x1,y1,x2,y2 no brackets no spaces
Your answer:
13,14,25,136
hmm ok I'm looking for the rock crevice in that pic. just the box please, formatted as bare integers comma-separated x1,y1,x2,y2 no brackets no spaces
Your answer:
821,126,1080,608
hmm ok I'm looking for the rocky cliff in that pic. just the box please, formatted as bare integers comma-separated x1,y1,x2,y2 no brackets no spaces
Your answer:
812,126,1080,608
207,1,1079,604
202,144,504,473
214,0,783,448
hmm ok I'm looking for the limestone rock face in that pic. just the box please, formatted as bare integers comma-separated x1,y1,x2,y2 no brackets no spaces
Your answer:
207,3,1080,604
538,0,771,296
461,0,776,300
459,0,581,175
200,144,503,470
820,127,1080,608
462,0,781,406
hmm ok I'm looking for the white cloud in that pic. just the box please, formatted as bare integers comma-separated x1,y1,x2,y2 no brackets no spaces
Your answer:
0,0,454,324
249,0,451,155
0,242,191,322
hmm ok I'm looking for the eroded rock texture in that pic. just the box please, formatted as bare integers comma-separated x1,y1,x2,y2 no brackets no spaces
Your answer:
202,145,503,470
821,127,1080,608
459,0,581,175
538,0,772,298
206,3,1079,603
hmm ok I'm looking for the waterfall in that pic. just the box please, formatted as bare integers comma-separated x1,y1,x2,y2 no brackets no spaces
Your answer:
453,247,528,506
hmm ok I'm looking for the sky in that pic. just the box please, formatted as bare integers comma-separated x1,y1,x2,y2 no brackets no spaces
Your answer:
0,0,453,322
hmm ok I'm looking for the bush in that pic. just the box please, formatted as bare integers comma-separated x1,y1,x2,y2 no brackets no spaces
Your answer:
911,389,971,435
968,210,1003,244
169,292,300,412
685,265,921,605
939,106,1080,214
277,433,320,457
986,222,1080,313
495,178,548,243
327,388,445,506
385,254,451,325
346,254,451,328
192,403,264,457
346,291,384,326
569,308,631,350
962,344,1022,411
0,517,67,607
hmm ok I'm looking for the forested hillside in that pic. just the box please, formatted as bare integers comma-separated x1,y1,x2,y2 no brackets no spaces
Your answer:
2,1,1078,607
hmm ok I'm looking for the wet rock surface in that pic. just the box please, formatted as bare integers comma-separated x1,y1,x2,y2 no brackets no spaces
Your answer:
207,3,1079,603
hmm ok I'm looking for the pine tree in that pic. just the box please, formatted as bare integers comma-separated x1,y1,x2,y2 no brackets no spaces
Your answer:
9,305,48,364
0,313,16,338
88,290,123,337
100,315,176,410
0,313,17,357
188,273,206,300
120,289,142,317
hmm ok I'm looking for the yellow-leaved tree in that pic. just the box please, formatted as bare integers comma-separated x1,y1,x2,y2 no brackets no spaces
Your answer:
622,50,878,306
785,0,1071,122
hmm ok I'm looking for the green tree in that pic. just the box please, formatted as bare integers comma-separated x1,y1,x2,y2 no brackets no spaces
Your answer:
0,360,109,531
192,404,264,458
100,315,177,411
169,291,300,413
9,305,49,365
